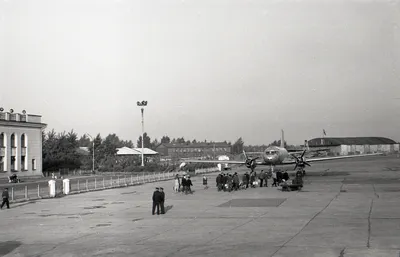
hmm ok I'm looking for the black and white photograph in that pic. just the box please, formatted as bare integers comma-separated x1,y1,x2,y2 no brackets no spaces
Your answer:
0,0,399,256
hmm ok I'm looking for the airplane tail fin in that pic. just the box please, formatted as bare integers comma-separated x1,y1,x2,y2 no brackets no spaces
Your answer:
281,129,285,148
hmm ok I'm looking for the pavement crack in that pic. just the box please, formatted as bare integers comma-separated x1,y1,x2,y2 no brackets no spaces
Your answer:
372,184,379,198
338,247,346,257
270,183,343,257
367,199,374,248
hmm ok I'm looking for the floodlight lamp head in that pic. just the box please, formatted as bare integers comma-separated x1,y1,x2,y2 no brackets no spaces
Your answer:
0,107,3,112
10,109,13,113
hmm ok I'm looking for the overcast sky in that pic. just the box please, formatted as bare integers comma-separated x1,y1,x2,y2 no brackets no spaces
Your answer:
0,0,399,145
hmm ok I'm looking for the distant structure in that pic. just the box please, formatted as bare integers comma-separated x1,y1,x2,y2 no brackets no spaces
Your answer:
116,146,158,156
116,146,159,164
307,137,399,155
156,142,231,159
0,108,47,177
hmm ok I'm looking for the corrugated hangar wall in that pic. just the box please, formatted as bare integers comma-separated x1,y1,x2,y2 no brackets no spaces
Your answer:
339,144,400,155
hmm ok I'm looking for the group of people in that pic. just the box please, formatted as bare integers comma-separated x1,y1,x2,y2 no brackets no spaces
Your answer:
215,172,241,192
215,169,292,191
152,187,166,215
174,174,193,194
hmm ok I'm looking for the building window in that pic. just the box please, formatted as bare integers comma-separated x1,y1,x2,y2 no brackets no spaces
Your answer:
11,156,16,171
11,134,16,148
21,156,26,171
32,159,37,170
21,134,26,148
0,133,4,147
0,156,3,172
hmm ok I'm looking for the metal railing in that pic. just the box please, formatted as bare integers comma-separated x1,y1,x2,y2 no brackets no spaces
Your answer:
8,171,175,202
7,167,223,203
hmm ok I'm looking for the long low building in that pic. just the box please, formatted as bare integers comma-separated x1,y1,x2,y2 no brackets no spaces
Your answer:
307,137,400,155
156,142,232,159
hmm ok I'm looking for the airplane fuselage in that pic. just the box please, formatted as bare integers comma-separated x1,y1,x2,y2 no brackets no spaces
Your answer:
262,146,290,165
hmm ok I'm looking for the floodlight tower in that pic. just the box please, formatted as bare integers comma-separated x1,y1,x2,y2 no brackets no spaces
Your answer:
137,100,148,166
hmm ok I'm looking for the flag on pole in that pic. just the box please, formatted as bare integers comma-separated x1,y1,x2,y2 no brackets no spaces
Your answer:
323,129,326,136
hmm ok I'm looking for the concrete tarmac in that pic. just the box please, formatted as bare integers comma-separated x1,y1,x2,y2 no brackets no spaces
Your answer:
1,155,400,257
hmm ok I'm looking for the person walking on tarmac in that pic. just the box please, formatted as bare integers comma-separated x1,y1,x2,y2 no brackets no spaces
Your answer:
259,170,267,187
203,175,208,189
152,187,162,215
160,187,165,214
186,176,193,194
1,188,10,209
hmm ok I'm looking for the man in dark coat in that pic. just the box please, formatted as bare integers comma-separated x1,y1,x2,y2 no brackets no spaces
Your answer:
186,176,193,194
152,187,162,215
216,174,222,191
160,187,165,214
1,188,10,209
243,172,249,189
181,176,187,193
283,171,289,182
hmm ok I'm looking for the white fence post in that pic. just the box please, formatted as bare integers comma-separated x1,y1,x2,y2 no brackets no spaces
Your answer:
95,178,97,190
25,186,28,199
37,184,40,198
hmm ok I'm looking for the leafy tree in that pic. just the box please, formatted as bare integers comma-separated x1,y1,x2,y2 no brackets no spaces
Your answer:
232,137,244,154
78,134,91,147
268,140,287,147
150,138,159,150
176,137,185,144
192,139,197,144
160,136,170,144
137,132,152,148
121,140,134,148
42,129,81,171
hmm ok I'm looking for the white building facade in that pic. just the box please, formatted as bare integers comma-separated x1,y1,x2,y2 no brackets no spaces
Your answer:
0,109,46,177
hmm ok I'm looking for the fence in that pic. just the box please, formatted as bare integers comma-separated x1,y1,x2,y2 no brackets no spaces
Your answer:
8,167,222,203
8,171,175,203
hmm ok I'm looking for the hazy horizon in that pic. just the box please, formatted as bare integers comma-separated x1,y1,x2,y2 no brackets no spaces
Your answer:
1,0,399,145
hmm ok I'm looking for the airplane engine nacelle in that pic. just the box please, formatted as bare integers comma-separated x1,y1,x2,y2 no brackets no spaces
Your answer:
245,159,257,170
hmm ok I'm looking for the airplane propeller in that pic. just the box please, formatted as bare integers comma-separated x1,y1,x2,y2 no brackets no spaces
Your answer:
293,150,311,170
243,150,259,170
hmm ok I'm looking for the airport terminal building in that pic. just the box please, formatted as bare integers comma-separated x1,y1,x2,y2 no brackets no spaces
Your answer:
307,137,400,155
0,109,46,177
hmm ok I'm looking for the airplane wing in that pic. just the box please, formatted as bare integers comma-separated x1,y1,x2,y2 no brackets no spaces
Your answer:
180,159,264,165
281,152,383,165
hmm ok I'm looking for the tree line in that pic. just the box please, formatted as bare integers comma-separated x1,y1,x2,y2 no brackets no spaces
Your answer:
42,128,288,172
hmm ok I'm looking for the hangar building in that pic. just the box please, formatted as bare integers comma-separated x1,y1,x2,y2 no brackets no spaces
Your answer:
307,137,400,155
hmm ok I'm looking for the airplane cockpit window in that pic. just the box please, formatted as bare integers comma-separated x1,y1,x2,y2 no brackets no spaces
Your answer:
267,150,277,155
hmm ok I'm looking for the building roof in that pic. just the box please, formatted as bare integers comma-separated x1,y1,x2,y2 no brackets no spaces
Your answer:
308,137,398,146
133,148,158,155
157,142,231,148
76,147,90,156
116,146,158,155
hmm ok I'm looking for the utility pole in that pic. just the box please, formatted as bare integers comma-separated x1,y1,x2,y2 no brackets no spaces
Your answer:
86,134,95,173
